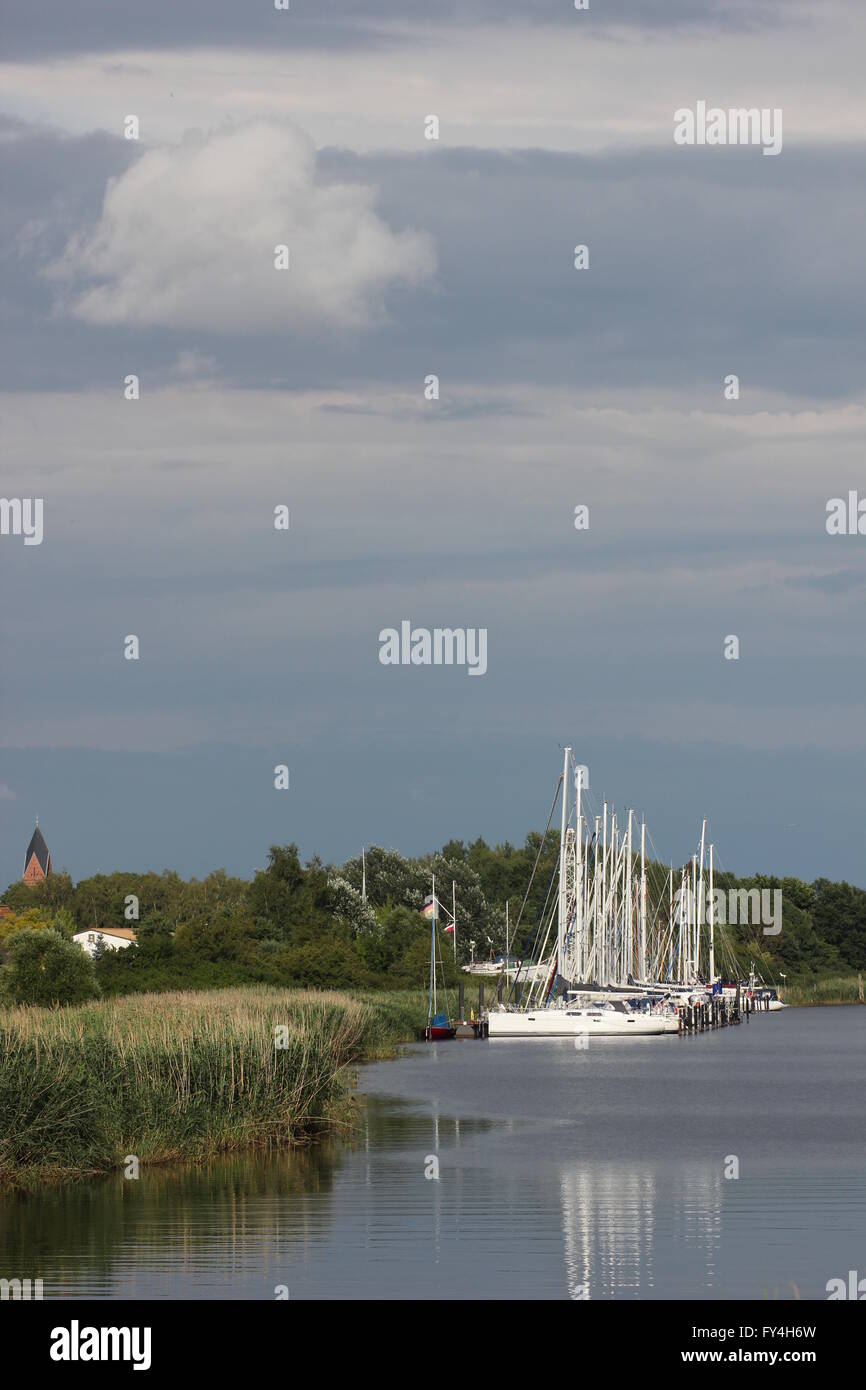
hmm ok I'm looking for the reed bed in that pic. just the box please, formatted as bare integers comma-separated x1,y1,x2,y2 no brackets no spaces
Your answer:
0,987,426,1188
783,974,865,1007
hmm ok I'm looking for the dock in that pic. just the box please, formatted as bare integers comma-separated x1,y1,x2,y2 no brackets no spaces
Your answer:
455,982,489,1039
677,994,739,1033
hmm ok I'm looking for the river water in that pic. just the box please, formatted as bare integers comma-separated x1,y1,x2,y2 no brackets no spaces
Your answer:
3,1006,864,1299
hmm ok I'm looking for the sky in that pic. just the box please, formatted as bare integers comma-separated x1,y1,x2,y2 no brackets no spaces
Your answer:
1,0,864,891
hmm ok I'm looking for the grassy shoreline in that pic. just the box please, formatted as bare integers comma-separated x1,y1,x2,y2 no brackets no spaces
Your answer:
0,987,427,1191
3,980,862,1190
783,974,865,1007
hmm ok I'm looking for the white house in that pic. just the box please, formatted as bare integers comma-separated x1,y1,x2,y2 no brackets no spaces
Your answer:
73,927,137,957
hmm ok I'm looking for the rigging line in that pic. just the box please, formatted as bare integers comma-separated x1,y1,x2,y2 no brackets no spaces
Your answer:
511,773,562,939
510,855,559,1007
498,773,563,1003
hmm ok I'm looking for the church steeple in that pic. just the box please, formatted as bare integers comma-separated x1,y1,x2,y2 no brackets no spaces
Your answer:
23,821,51,884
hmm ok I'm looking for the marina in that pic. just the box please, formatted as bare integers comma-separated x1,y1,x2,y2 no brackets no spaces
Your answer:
424,749,787,1043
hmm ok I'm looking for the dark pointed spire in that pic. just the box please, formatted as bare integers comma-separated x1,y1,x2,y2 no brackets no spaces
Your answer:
24,822,51,878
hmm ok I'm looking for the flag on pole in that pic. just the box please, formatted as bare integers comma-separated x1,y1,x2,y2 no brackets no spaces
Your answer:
443,923,454,935
421,896,438,920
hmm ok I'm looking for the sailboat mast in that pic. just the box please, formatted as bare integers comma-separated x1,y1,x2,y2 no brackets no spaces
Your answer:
708,843,715,984
557,746,571,986
428,918,435,1023
678,868,685,982
668,866,673,980
639,819,647,983
698,818,706,978
575,768,583,982
601,802,608,985
625,809,633,982
431,872,437,1016
593,817,600,983
611,814,618,983
695,850,700,984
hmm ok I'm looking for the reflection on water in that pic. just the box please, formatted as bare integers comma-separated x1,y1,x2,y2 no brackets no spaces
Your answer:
561,1162,726,1299
1,1007,864,1299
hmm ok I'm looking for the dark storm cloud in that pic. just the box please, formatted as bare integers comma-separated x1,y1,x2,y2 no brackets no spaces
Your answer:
0,0,783,61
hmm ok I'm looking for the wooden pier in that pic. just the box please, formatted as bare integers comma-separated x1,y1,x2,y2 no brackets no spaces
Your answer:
677,993,740,1034
456,982,489,1038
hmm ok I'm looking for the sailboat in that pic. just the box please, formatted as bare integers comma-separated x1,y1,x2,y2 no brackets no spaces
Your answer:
723,963,787,1011
488,996,677,1038
487,748,682,1038
425,876,456,1041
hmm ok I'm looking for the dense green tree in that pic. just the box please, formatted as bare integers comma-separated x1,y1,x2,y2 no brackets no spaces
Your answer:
356,904,423,976
328,876,378,936
247,845,332,945
1,928,100,1006
174,905,258,964
1,871,75,915
811,879,866,971
3,830,862,998
340,845,425,907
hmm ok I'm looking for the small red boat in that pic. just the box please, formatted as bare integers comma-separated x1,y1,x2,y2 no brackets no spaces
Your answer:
425,1013,457,1041
424,877,456,1041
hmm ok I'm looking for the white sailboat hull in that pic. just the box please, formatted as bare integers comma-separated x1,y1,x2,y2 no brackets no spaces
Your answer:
487,1007,677,1038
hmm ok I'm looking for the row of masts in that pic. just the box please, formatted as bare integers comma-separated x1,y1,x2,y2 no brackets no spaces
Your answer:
522,748,720,1008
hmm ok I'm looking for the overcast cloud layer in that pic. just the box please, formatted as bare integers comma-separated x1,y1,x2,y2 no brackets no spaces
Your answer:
1,0,864,889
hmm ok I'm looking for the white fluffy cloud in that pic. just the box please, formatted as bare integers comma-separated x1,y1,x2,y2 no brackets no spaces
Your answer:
47,120,435,331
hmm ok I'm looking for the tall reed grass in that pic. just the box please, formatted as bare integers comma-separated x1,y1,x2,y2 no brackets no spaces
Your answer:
783,974,865,1007
0,987,426,1188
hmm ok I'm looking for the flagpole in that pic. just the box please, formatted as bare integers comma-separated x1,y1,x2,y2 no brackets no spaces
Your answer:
431,872,436,1016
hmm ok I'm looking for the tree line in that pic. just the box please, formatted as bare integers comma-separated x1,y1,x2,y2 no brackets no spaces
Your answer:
1,835,864,1005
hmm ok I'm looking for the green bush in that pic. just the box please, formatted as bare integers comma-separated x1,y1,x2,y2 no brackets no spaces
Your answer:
1,928,100,1007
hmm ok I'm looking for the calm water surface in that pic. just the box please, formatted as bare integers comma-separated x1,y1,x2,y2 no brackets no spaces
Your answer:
3,1007,864,1299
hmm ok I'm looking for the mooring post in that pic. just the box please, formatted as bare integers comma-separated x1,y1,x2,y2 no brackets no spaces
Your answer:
458,981,465,1022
